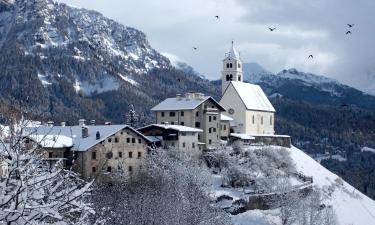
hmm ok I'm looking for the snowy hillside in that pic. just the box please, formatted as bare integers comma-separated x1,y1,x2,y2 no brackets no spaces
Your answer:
209,145,375,225
289,146,375,225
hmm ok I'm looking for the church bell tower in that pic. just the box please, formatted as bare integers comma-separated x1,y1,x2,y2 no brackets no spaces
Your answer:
221,41,243,95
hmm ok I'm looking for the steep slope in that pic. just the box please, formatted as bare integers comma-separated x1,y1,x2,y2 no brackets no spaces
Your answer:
288,146,375,225
0,0,219,124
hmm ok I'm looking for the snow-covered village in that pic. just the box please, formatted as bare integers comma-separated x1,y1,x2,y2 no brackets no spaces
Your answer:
1,0,375,224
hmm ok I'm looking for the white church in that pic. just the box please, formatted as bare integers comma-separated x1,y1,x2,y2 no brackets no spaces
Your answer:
219,42,276,135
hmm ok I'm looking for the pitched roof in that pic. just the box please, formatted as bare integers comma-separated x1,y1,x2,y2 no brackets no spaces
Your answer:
24,125,151,151
151,96,225,111
220,114,234,121
138,124,203,133
228,43,240,60
228,81,276,112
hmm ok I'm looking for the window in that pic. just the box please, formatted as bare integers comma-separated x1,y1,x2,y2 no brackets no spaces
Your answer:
252,115,255,124
161,112,165,117
129,152,133,158
25,139,29,144
138,152,142,158
108,138,112,143
238,63,241,68
270,116,273,125
229,74,233,81
192,143,195,148
230,63,233,68
238,75,241,81
213,128,216,132
132,138,136,143
198,134,201,140
209,116,212,122
180,122,185,126
226,74,230,81
115,137,119,143
48,152,53,158
138,139,141,144
209,139,212,144
226,63,229,68
171,122,175,125
107,166,112,173
182,142,186,148
127,138,130,143
195,122,200,128
119,152,123,158
170,112,176,117
92,167,96,173
261,116,264,125
196,111,199,117
224,125,227,130
128,166,133,172
181,111,184,117
92,151,96,160
209,128,212,133
213,116,217,121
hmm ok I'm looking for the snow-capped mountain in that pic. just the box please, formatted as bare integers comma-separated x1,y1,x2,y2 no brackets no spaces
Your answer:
242,63,375,110
162,52,206,79
0,0,218,123
0,0,170,94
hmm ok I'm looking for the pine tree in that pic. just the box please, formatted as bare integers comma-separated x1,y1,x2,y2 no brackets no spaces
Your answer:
126,104,139,128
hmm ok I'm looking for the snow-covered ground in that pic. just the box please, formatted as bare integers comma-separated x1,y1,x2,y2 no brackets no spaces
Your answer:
210,146,375,225
289,146,375,225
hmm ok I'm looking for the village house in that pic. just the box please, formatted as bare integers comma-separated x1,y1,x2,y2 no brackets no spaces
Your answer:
219,42,276,135
220,114,234,140
24,120,152,181
151,92,226,150
138,124,203,157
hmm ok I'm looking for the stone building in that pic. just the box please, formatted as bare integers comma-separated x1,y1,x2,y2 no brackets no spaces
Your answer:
24,120,152,181
151,92,225,150
138,124,203,157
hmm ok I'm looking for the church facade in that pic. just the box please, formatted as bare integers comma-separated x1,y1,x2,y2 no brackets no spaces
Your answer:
219,43,276,135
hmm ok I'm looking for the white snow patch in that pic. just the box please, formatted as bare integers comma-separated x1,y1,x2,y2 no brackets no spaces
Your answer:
38,73,52,87
361,147,375,154
73,77,119,95
117,73,139,86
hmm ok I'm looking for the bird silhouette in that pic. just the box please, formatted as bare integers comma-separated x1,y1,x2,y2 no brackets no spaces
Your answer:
192,47,198,50
308,55,314,59
268,27,277,31
346,30,352,35
215,16,219,19
347,24,354,28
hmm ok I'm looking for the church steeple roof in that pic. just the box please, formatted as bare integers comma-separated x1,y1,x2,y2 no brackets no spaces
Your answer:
228,41,240,60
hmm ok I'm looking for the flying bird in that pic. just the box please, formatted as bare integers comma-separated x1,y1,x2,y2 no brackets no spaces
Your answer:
346,30,352,35
308,55,314,59
268,27,277,31
192,47,198,50
215,15,219,19
347,24,354,28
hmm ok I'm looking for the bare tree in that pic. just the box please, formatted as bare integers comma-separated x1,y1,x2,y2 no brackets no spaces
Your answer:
90,148,232,225
0,114,93,224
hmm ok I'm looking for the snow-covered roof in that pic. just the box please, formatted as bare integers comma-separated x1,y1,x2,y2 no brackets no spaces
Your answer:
139,124,203,133
228,81,276,112
230,133,255,140
28,135,74,148
228,43,240,60
151,94,225,111
24,125,151,151
221,114,234,121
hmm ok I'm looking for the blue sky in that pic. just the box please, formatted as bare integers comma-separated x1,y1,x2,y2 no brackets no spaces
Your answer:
57,0,375,94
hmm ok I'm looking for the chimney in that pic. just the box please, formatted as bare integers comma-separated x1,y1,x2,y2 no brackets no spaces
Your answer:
96,131,101,140
60,122,66,127
82,126,89,138
79,119,86,127
176,94,182,101
91,120,96,126
47,121,54,127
